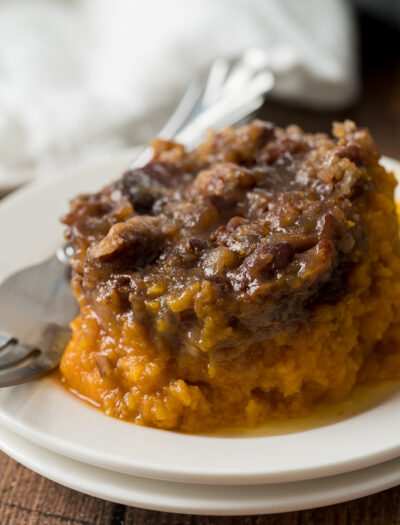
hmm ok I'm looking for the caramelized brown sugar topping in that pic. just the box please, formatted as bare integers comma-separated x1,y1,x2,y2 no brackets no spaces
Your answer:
63,120,375,351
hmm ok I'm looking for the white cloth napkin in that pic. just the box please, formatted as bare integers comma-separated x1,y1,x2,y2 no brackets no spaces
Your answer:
0,0,358,184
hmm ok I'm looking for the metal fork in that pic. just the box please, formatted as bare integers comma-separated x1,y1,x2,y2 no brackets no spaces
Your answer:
0,49,274,387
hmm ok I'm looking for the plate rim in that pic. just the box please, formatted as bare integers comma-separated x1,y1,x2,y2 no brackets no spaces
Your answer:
2,422,400,515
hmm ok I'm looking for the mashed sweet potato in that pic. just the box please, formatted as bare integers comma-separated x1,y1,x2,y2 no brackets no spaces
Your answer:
60,120,400,432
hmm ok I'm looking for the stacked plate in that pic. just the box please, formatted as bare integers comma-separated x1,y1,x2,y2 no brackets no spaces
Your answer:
1,152,400,516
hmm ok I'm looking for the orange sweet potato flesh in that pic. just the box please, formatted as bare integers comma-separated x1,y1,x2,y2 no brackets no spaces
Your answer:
60,120,400,432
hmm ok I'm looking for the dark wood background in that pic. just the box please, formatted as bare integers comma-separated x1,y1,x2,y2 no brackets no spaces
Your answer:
1,10,400,525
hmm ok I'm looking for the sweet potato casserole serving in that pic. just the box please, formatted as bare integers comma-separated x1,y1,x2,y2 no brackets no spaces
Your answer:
61,120,400,432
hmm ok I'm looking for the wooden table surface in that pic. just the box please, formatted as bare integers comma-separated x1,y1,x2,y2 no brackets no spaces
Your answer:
1,11,400,525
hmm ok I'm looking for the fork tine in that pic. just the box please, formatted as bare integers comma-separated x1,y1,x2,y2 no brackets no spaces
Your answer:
201,57,230,106
0,342,36,369
0,334,14,350
0,352,54,387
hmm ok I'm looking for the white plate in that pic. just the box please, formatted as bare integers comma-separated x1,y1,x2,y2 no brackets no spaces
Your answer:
2,422,400,515
0,154,399,486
